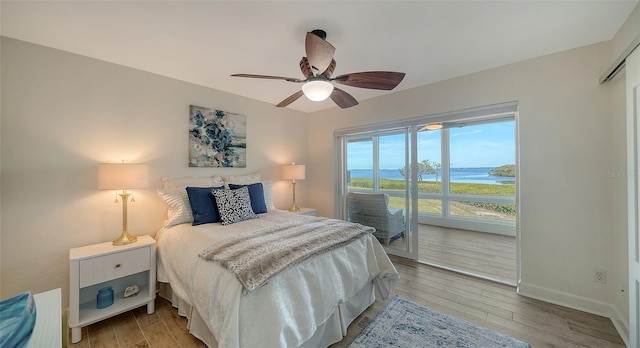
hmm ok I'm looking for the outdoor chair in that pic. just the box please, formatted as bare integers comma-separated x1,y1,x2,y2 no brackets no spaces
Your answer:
348,192,405,245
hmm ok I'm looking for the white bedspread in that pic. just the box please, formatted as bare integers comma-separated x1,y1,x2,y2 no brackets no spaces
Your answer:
155,210,399,348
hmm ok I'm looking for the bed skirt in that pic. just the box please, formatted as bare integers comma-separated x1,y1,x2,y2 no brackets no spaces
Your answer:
157,280,376,348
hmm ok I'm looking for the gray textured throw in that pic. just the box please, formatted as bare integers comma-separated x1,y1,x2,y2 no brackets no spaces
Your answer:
199,217,374,292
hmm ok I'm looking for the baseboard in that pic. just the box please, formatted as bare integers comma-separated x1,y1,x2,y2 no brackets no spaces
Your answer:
518,282,629,347
612,306,630,348
518,282,612,316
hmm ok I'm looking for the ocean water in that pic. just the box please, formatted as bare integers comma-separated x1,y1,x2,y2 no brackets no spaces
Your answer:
348,167,515,185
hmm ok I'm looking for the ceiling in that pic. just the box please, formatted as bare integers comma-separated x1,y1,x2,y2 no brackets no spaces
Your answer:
1,1,637,113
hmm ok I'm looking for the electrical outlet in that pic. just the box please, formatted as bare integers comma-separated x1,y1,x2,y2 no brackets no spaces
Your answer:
595,270,607,283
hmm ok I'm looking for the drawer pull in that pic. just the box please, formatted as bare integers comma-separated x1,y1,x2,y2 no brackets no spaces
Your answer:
115,264,121,268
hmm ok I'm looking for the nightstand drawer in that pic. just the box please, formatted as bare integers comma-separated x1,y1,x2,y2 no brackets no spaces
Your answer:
79,247,150,287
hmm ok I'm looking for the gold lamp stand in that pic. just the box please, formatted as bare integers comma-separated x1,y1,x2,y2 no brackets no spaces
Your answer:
282,163,305,212
113,190,137,245
288,180,300,212
98,163,148,246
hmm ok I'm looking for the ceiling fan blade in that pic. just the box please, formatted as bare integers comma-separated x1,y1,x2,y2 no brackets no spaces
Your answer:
333,71,406,90
299,57,312,78
330,87,359,109
231,74,303,83
276,90,305,108
321,59,336,78
305,31,335,75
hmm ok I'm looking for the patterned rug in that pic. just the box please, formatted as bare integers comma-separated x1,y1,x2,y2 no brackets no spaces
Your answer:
348,296,531,348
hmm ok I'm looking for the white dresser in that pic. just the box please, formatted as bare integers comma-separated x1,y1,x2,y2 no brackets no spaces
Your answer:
68,235,156,343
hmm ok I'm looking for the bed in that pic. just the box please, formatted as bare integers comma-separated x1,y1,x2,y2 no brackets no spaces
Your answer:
155,176,399,348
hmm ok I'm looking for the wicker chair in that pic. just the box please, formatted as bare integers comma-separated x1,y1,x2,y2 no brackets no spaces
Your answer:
348,192,405,245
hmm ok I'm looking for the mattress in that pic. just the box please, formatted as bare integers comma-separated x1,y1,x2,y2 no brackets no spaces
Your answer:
155,210,399,348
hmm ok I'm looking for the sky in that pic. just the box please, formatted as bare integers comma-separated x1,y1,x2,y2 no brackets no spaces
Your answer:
347,121,515,169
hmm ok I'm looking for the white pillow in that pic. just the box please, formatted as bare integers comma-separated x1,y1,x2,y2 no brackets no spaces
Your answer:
162,176,224,189
261,181,275,211
223,173,261,187
157,188,193,227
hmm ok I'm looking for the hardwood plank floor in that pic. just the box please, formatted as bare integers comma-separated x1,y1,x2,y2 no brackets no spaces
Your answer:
386,224,518,284
69,257,624,348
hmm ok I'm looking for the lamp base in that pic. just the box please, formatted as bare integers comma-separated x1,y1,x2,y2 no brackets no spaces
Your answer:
112,231,137,246
288,205,300,212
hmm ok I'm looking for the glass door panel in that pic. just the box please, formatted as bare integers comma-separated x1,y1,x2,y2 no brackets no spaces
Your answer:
378,132,412,255
345,131,415,258
346,138,374,192
416,128,443,224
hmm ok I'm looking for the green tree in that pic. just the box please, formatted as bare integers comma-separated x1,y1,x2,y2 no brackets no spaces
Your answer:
399,159,441,182
489,164,515,177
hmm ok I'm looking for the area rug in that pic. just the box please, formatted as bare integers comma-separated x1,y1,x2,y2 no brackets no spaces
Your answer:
348,295,531,348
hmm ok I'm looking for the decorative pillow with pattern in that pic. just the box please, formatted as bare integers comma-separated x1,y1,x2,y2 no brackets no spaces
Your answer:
228,183,267,214
213,186,258,225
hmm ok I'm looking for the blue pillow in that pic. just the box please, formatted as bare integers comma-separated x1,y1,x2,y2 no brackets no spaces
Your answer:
228,183,267,214
186,186,224,225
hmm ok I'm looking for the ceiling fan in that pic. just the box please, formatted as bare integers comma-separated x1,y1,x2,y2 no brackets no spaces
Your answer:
231,29,406,109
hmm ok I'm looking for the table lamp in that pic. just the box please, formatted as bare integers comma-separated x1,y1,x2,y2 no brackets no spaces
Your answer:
98,163,149,245
281,163,305,212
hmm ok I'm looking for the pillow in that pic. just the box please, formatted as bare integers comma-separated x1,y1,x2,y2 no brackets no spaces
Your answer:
186,186,224,225
261,181,275,211
157,188,193,227
213,186,258,225
162,176,224,188
228,183,267,214
223,173,261,188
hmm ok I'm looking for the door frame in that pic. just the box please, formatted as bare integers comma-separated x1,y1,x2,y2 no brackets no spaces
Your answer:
626,46,640,348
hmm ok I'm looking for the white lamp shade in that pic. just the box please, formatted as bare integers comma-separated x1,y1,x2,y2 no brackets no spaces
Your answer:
301,80,334,101
281,164,306,180
98,163,149,189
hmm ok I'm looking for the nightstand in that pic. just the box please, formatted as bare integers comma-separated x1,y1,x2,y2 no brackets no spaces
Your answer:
296,207,317,216
68,235,156,343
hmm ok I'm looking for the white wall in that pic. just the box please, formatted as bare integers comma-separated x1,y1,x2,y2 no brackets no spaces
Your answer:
307,41,619,314
0,37,309,305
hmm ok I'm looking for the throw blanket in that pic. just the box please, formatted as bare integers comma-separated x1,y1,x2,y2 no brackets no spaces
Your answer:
199,217,374,293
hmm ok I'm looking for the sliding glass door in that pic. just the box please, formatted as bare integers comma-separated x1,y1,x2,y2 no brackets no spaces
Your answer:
335,102,519,272
343,129,417,258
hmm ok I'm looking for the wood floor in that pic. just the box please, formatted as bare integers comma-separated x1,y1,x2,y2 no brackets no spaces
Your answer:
415,224,517,284
69,257,625,348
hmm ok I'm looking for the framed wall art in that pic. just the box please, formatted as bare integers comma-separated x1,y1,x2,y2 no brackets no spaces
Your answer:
189,105,247,167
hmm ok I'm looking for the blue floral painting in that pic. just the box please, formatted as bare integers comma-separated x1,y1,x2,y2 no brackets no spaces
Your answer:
189,105,247,167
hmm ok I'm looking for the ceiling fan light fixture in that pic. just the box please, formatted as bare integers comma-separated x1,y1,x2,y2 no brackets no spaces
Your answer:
302,80,334,101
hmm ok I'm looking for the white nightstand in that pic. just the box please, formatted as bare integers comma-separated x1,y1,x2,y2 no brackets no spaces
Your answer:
68,235,156,343
296,207,317,216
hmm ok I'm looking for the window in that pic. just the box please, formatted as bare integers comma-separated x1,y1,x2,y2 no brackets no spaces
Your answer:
420,119,516,227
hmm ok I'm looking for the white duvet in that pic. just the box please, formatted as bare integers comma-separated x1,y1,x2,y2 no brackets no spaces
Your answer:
155,210,399,348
